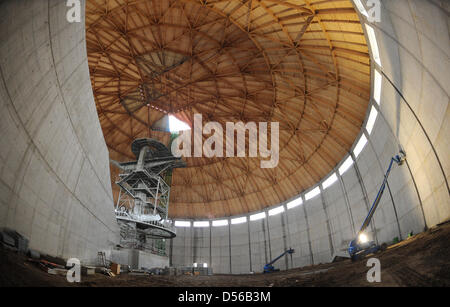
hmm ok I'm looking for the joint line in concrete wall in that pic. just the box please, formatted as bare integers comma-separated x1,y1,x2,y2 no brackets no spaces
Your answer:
384,178,403,240
169,236,173,267
371,25,449,195
46,0,117,208
319,188,334,257
338,173,356,235
192,228,197,265
265,213,272,261
0,51,118,238
280,209,289,270
366,107,424,238
209,225,212,268
247,218,252,272
381,70,449,195
302,202,314,265
404,159,428,230
261,219,268,264
283,206,295,268
228,222,232,274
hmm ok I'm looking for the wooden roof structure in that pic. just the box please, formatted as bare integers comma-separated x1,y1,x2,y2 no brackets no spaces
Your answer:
86,0,371,219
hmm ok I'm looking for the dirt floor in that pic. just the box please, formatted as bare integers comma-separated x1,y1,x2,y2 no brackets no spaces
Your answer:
1,221,450,287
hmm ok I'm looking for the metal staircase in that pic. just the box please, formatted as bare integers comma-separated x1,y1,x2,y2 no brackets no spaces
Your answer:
112,138,185,248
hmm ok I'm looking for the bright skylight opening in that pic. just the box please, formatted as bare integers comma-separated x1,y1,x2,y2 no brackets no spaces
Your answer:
353,0,369,17
175,220,191,227
322,173,338,190
339,156,354,175
231,217,247,224
353,134,368,158
305,186,321,201
365,24,382,67
373,70,382,105
193,221,209,227
212,219,229,227
287,197,303,209
169,115,191,132
366,106,378,134
268,206,285,216
250,212,266,221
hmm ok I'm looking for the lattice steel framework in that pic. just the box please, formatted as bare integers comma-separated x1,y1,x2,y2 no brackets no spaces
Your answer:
113,138,185,249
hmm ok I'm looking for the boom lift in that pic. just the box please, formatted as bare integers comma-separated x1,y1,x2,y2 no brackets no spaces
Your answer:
348,151,406,261
263,248,295,273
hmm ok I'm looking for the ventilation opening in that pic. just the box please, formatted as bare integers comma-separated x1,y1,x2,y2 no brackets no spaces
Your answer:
169,115,191,132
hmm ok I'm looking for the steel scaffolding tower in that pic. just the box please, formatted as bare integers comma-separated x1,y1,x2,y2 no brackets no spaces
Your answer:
112,138,185,249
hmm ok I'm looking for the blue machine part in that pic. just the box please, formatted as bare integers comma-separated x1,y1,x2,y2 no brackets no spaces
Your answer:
348,151,406,260
263,248,295,273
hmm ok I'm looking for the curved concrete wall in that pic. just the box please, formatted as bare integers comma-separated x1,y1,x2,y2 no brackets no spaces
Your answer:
0,0,446,272
170,0,449,274
0,0,119,263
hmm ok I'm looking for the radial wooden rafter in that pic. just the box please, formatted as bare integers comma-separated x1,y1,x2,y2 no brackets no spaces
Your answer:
86,0,371,219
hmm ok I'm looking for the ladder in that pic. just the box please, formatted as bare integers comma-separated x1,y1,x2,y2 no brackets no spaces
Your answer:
98,251,107,267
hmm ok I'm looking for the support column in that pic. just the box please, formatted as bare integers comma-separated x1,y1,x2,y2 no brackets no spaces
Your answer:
338,172,356,235
247,218,252,272
265,211,272,261
261,219,268,264
228,222,232,274
209,225,212,268
280,205,289,269
283,203,294,268
302,199,314,265
319,187,334,257
169,237,173,266
192,226,196,266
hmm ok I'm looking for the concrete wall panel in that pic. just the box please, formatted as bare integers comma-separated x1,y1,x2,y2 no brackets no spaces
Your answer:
0,0,119,264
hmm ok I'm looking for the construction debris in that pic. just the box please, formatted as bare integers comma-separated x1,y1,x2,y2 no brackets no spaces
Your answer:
47,268,68,276
81,266,96,276
27,258,67,276
177,266,213,276
2,220,450,286
24,252,116,279
95,267,115,277
129,269,148,276
0,228,29,253
164,267,178,276
0,231,15,250
97,251,107,267
28,249,40,259
110,262,120,275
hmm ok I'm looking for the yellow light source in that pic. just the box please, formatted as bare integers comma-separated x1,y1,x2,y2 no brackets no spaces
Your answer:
358,233,369,244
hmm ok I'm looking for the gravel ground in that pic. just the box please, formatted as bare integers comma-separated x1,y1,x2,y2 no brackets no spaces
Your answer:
1,221,449,287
